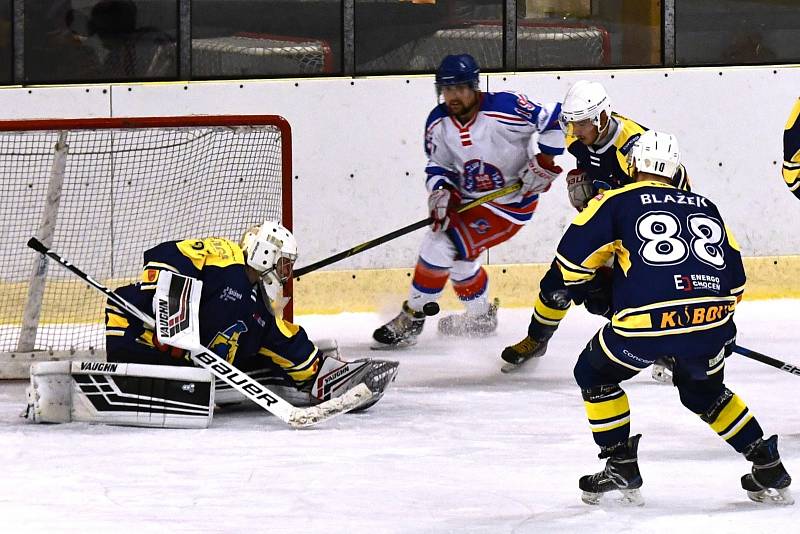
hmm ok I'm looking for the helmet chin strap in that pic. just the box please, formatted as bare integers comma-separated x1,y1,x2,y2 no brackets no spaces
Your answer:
593,113,616,146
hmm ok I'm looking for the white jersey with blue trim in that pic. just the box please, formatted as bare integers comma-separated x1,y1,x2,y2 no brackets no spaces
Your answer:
423,91,564,220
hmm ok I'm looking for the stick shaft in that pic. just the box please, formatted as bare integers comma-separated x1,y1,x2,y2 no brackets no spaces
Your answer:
732,344,800,377
294,182,522,277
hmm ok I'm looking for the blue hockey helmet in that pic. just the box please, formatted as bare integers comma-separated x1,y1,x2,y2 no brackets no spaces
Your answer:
435,54,480,92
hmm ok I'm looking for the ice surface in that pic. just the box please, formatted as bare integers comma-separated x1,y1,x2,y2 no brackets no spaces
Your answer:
1,300,799,533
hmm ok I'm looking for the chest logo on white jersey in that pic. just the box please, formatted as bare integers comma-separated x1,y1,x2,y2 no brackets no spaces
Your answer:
463,159,505,193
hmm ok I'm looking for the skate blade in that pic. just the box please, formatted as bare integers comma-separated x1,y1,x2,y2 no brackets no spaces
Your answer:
747,487,795,505
500,357,540,374
580,489,644,507
370,338,418,351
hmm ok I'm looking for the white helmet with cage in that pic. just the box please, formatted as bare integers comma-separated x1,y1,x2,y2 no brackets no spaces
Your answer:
628,130,681,179
558,80,612,135
240,221,298,302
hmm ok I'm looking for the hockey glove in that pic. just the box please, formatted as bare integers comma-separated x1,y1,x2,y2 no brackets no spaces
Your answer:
153,335,189,360
570,266,613,319
520,153,563,195
428,187,461,232
584,266,613,319
566,169,595,211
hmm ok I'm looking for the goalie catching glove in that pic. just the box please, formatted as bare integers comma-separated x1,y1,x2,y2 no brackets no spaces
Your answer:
520,153,563,195
429,187,462,232
310,354,399,411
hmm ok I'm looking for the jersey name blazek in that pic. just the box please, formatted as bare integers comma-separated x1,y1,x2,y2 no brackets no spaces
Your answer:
640,193,708,207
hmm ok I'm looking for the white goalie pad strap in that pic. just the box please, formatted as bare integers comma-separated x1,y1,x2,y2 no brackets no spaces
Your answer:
27,361,214,429
312,338,339,358
154,271,202,351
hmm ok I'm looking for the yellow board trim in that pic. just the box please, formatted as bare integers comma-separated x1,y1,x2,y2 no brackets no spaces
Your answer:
3,256,800,323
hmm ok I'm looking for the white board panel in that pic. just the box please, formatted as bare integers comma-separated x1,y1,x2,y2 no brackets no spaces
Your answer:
0,85,111,119
2,66,798,270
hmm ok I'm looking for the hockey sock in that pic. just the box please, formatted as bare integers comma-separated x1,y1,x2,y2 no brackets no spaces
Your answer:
529,291,570,341
409,258,449,310
699,389,764,453
452,266,489,314
582,384,631,449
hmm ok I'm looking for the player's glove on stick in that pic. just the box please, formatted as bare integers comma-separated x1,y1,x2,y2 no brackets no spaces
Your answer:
520,153,563,195
566,169,595,211
153,336,189,361
428,187,461,232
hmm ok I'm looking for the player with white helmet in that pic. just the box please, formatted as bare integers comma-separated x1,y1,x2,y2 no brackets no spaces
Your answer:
529,130,792,506
501,80,691,369
560,80,690,212
372,53,565,348
104,221,398,412
240,221,298,306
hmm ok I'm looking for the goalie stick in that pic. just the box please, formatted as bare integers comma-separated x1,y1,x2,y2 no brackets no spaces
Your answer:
26,237,372,428
732,344,800,377
293,182,523,278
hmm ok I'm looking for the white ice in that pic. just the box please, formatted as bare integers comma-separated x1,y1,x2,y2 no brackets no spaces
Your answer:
1,300,799,533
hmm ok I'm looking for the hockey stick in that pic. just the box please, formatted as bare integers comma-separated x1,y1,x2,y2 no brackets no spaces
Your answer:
26,237,372,428
732,344,800,377
293,182,523,278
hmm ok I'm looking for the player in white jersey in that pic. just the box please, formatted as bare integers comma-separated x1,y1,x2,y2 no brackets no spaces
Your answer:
373,54,565,348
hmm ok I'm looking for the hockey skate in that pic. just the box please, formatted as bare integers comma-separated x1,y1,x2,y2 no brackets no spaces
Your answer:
651,356,675,384
372,301,426,349
741,435,794,505
437,298,499,337
311,355,399,411
500,335,548,373
579,434,644,506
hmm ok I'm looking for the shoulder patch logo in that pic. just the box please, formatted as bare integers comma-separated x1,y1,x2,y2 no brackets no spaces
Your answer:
142,268,159,283
620,133,641,155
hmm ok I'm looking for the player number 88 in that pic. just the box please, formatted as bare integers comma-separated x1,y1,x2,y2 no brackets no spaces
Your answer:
636,211,725,268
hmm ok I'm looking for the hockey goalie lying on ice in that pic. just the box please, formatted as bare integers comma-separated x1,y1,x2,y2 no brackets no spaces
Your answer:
25,222,398,428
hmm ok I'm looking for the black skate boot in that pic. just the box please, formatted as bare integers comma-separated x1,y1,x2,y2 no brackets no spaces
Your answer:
372,301,426,349
437,298,499,337
500,335,548,373
741,435,794,505
579,434,644,506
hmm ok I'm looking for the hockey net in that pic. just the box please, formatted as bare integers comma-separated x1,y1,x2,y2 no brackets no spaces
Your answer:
192,34,335,77
358,21,609,72
0,115,292,378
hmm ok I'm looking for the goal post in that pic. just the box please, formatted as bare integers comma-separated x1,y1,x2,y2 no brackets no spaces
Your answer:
0,115,292,379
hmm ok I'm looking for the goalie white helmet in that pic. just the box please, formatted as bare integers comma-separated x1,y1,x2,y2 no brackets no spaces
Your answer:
240,221,298,302
628,130,681,179
558,80,612,136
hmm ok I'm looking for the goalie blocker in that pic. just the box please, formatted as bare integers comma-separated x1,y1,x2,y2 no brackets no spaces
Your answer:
26,360,214,429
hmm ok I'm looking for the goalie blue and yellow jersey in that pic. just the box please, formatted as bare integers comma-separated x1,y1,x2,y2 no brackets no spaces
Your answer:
567,113,690,192
783,98,800,199
555,180,745,338
105,237,320,386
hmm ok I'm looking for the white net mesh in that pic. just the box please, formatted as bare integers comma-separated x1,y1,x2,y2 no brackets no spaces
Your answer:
192,35,334,76
0,117,290,370
358,22,609,72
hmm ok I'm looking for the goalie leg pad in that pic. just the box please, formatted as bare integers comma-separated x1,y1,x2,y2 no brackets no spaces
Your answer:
27,361,214,429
